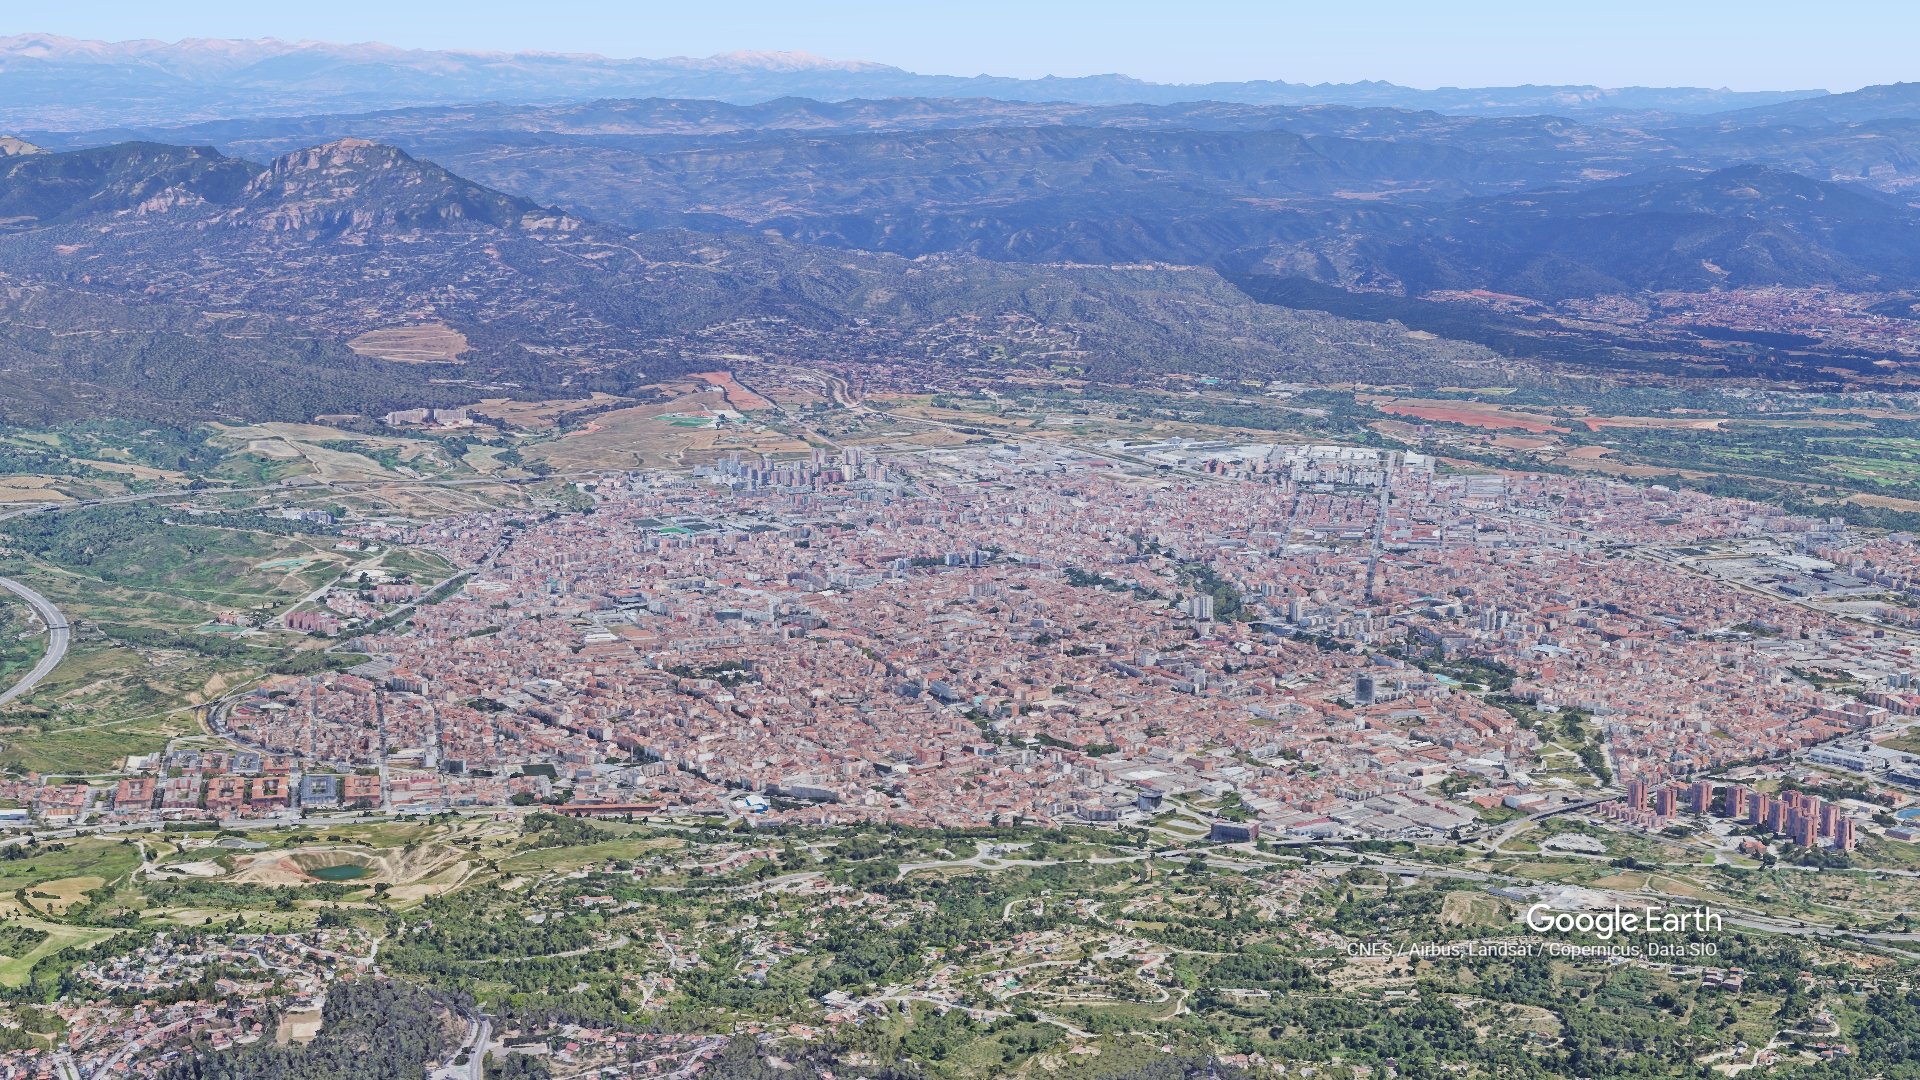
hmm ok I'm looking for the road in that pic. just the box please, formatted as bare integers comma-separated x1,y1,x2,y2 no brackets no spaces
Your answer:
0,574,70,707
467,1017,491,1080
428,1013,492,1080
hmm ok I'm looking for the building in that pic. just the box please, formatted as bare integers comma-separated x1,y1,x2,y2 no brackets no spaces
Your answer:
1208,820,1259,843
1654,787,1676,818
284,610,341,635
1723,784,1751,820
341,775,382,808
1789,809,1818,849
205,776,248,816
159,777,201,815
383,406,470,428
112,777,156,812
1688,780,1713,816
299,775,341,808
249,777,290,808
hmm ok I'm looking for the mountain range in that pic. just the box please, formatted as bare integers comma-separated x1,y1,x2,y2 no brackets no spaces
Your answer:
0,127,1912,422
0,137,1510,423
3,36,1920,421
1246,165,1920,299
45,95,1920,293
0,33,1830,129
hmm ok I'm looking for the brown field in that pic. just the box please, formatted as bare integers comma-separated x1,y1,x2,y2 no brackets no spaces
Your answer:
824,410,975,449
1368,419,1425,440
1373,398,1569,434
1371,396,1756,436
759,382,830,409
0,477,68,503
77,459,182,483
346,322,470,364
716,363,839,409
1847,493,1920,513
222,842,476,904
277,1008,324,1046
853,427,974,449
1811,406,1920,421
526,392,811,471
688,371,776,412
30,876,104,915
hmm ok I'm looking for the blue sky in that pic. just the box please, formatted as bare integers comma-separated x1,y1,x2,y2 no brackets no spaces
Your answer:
18,0,1910,91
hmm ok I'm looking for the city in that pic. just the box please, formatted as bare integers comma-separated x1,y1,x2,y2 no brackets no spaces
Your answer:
31,441,1920,854
2,5,1920,1078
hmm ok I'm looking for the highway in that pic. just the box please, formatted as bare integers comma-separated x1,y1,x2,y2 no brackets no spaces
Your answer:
0,574,69,707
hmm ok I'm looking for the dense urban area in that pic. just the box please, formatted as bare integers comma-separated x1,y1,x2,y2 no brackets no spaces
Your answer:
4,411,1920,1077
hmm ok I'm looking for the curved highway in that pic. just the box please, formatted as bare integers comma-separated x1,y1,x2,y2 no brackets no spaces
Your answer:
0,576,69,707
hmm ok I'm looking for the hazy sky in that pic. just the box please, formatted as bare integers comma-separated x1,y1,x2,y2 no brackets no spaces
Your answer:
17,0,1910,91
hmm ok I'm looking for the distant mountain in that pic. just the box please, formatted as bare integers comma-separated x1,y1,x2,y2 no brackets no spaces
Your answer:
41,92,1920,248
0,138,1507,422
27,95,1920,301
222,138,553,237
23,97,1665,177
0,142,254,226
106,104,1906,303
311,122,1602,244
721,158,1920,300
0,33,1826,129
0,102,1681,269
1692,82,1920,127
32,93,1920,299
1248,165,1920,300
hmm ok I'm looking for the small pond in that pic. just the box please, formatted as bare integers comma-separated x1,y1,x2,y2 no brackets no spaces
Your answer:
308,863,372,881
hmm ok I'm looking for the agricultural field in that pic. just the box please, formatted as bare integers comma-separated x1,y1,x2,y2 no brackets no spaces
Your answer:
344,322,471,364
